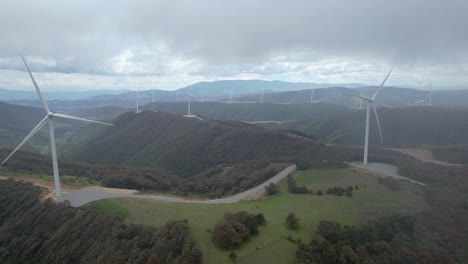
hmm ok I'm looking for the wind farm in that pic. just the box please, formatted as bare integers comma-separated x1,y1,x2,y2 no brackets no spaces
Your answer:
1,1,468,264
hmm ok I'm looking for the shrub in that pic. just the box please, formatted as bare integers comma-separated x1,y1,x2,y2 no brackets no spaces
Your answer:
286,213,300,230
265,182,280,195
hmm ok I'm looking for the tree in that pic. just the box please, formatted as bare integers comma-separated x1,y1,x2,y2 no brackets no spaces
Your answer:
317,190,324,195
255,213,266,225
317,221,342,242
265,182,280,195
286,213,300,230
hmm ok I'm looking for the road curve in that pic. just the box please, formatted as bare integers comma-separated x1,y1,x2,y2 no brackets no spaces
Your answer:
57,165,297,207
349,162,427,187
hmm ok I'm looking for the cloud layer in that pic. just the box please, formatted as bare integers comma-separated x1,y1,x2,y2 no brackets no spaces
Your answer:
1,0,467,90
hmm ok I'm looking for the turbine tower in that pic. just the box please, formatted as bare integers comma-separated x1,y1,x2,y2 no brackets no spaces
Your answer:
260,88,264,103
359,87,364,109
349,67,393,164
186,93,199,116
428,86,433,106
135,85,141,113
1,55,113,196
310,88,318,103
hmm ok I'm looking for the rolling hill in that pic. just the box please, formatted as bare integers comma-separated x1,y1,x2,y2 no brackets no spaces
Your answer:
0,102,47,149
68,110,328,176
269,106,468,148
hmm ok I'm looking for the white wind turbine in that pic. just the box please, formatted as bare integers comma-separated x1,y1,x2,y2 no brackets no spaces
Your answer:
135,85,142,113
185,93,200,117
310,88,318,103
349,68,393,164
1,55,114,196
260,88,264,103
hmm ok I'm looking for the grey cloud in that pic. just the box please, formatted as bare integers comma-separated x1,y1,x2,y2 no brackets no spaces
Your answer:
0,0,467,76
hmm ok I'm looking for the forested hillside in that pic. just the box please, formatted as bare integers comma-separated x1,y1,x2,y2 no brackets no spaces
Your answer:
69,110,331,176
0,179,201,263
0,102,46,149
270,106,468,147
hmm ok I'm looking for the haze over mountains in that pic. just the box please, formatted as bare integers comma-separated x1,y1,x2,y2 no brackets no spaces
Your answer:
4,80,468,115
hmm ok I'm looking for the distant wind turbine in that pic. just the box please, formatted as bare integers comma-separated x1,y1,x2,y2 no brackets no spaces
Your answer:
310,88,318,103
260,88,264,103
428,86,433,106
186,93,200,116
135,85,142,113
349,67,393,164
1,55,114,196
359,87,364,109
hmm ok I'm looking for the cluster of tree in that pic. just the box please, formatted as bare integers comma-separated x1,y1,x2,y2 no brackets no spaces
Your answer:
211,211,266,249
175,160,286,198
326,186,354,197
287,175,312,194
287,175,356,197
296,216,456,264
0,179,201,263
265,182,280,195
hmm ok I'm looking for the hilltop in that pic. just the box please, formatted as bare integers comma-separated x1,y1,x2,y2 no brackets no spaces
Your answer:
145,101,350,123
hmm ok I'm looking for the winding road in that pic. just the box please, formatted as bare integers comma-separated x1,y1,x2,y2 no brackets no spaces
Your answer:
57,165,297,207
349,162,427,186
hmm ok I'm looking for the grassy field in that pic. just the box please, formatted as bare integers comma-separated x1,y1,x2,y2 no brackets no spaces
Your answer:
90,168,427,264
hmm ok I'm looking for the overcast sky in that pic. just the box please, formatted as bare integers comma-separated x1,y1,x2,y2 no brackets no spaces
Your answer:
1,0,467,91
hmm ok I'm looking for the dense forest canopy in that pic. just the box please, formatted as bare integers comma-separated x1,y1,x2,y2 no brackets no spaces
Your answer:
0,179,201,263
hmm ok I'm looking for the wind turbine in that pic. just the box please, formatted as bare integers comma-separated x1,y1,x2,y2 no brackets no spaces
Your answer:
135,85,141,113
1,55,113,196
260,88,264,103
310,88,318,103
428,86,433,106
186,93,200,117
349,68,393,164
359,87,364,109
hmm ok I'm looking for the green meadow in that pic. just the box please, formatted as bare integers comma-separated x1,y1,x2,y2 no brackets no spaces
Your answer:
89,168,427,264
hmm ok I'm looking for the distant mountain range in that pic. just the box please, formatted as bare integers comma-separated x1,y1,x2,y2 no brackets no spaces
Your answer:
0,88,130,100
4,79,468,112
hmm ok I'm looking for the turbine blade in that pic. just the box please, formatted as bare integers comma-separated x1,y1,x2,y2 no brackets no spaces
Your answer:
187,93,200,100
52,113,114,126
1,116,49,165
372,103,384,144
21,55,50,112
345,92,371,101
372,67,393,100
